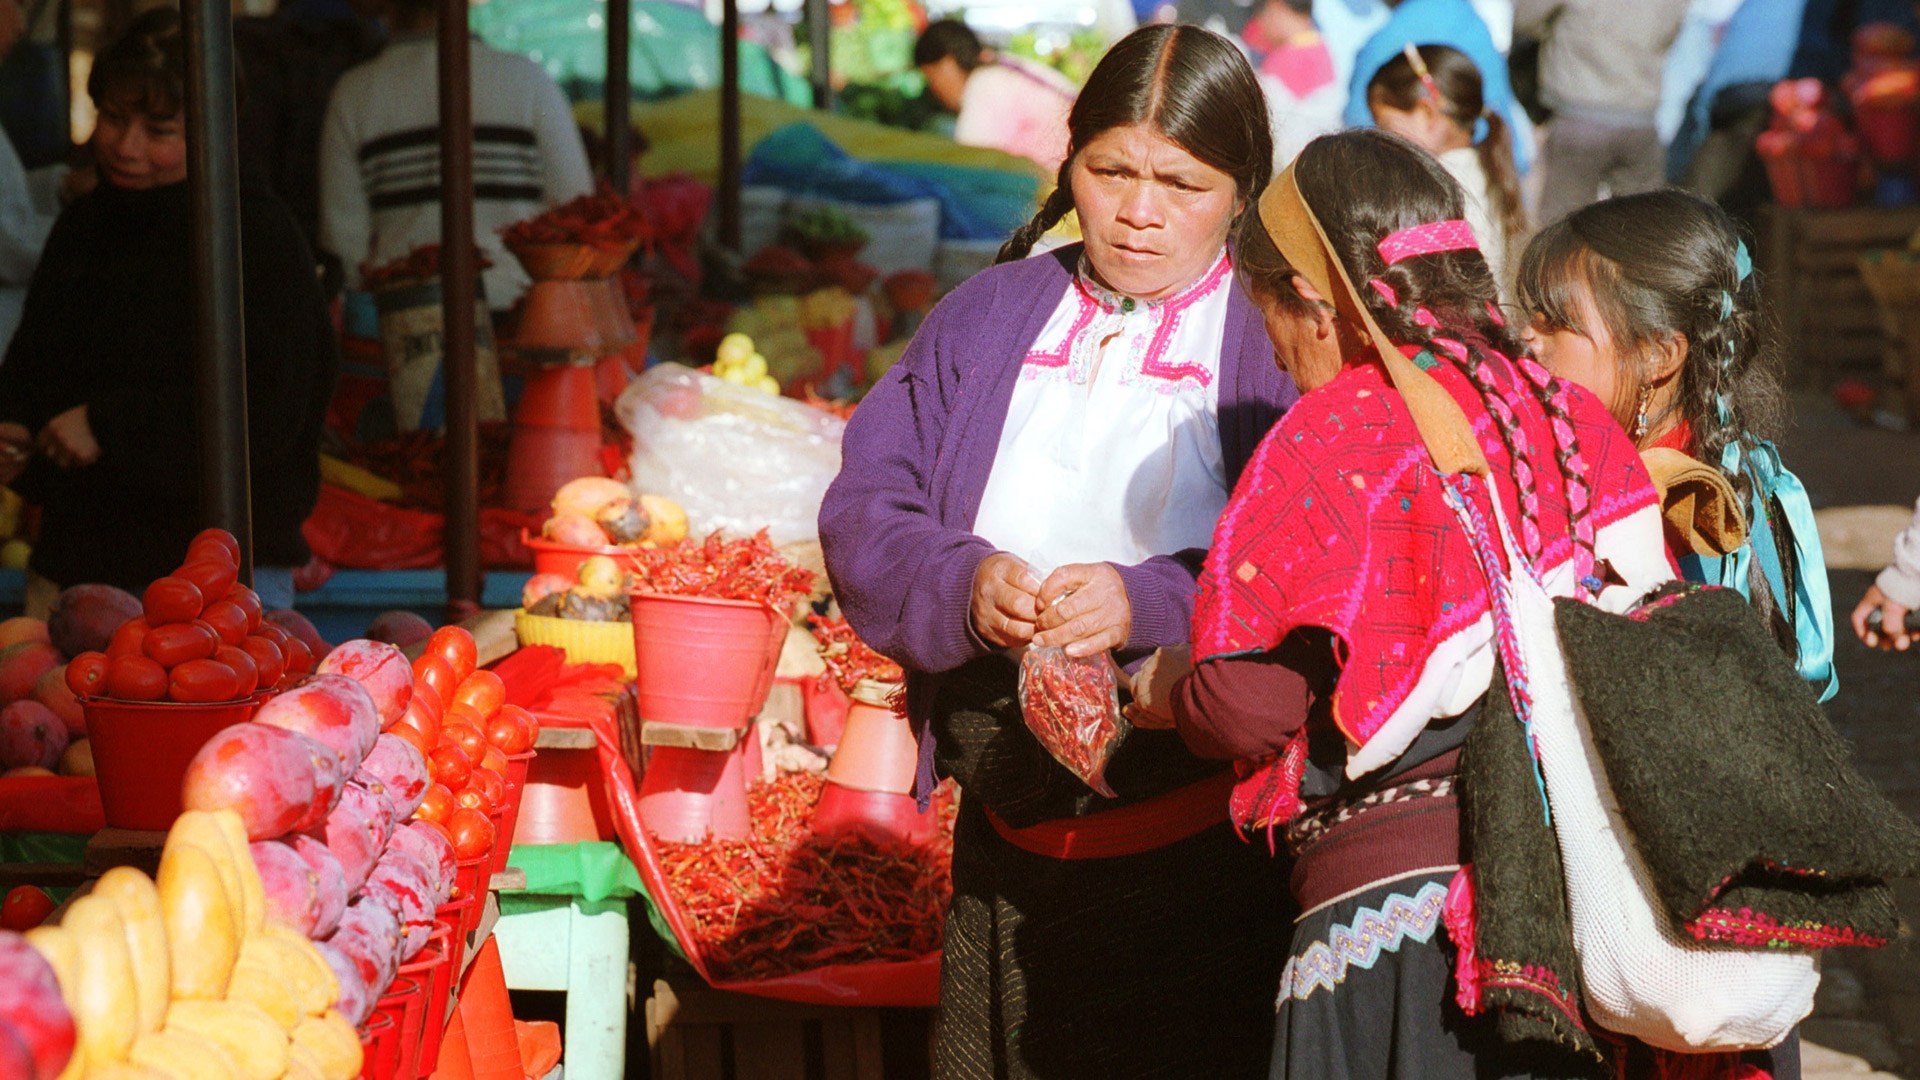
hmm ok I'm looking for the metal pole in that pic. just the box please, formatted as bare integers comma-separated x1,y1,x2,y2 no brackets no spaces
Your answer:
607,0,631,194
806,0,829,110
182,0,253,582
439,0,481,618
719,0,740,251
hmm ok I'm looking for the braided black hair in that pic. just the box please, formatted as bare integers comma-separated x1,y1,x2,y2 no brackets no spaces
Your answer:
996,24,1272,264
1237,129,1598,577
1513,190,1788,507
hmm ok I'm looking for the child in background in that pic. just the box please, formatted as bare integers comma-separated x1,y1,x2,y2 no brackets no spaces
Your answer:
1368,43,1525,292
1242,0,1342,168
1517,189,1837,706
1853,496,1920,650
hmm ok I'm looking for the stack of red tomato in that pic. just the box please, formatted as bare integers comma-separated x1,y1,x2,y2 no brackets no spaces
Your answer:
63,530,316,705
377,632,538,863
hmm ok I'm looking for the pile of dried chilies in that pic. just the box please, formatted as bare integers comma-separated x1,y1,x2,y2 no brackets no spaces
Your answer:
502,188,652,251
807,614,903,692
656,772,959,981
628,529,815,608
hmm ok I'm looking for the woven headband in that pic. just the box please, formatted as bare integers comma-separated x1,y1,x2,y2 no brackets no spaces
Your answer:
1256,165,1487,477
1377,219,1479,264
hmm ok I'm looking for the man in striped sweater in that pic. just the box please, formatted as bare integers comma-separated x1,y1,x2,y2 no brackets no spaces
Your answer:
317,0,592,306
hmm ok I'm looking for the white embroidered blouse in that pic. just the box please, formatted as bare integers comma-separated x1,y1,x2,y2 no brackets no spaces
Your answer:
971,251,1238,574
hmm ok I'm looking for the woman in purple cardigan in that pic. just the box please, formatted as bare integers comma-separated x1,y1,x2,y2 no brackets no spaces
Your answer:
819,25,1300,1080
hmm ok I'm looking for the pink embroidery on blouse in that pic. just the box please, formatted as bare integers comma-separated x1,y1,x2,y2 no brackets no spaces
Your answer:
1136,254,1232,388
1024,278,1103,370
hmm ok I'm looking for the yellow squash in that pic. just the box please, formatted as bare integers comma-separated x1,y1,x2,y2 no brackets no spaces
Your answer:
63,896,138,1066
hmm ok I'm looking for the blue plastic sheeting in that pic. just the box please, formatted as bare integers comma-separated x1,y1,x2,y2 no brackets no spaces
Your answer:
741,123,1039,241
294,569,533,643
470,0,810,105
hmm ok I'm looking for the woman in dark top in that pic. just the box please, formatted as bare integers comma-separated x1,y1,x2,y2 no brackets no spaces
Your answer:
0,8,336,606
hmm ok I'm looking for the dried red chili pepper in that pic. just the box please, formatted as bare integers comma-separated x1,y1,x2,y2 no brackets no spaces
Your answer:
1018,647,1123,798
501,187,652,250
806,615,904,695
628,529,815,608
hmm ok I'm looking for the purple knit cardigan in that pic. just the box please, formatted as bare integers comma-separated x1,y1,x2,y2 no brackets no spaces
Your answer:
817,244,1299,800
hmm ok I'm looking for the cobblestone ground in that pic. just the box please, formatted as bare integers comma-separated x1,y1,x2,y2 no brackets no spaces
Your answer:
1782,399,1920,1079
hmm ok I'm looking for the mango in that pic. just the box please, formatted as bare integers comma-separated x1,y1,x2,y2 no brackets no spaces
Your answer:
126,1030,237,1080
92,868,169,1036
281,1044,325,1080
156,844,239,1000
253,930,337,1018
62,896,137,1066
162,1002,286,1080
288,1012,360,1080
82,1063,169,1080
222,955,299,1032
23,926,85,1080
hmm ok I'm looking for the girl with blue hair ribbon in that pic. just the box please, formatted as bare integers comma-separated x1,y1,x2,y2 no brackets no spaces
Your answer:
1516,188,1837,704
1338,0,1532,174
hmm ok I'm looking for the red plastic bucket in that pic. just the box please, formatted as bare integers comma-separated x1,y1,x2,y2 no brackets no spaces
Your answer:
487,802,511,874
629,593,785,728
1762,153,1806,208
823,688,916,796
1804,157,1860,208
513,363,600,431
495,749,535,865
502,425,604,513
433,897,476,970
358,1009,397,1080
802,676,851,750
806,321,857,379
1857,104,1918,163
522,530,647,580
637,742,751,843
373,975,424,1080
401,921,457,1071
450,855,488,940
515,745,613,844
84,697,261,830
811,781,938,847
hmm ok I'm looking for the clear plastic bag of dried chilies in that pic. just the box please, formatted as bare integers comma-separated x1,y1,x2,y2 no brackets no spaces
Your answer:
1018,647,1123,797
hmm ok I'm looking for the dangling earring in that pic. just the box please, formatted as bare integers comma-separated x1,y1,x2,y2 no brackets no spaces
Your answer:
1632,385,1654,443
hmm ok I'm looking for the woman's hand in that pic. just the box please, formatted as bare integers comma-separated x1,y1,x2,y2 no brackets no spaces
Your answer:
1033,563,1131,658
0,422,29,485
37,406,99,469
972,552,1042,649
1852,583,1912,651
1124,644,1191,729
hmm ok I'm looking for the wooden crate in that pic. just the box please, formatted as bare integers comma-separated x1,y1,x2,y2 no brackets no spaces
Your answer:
645,979,887,1080
1761,204,1920,378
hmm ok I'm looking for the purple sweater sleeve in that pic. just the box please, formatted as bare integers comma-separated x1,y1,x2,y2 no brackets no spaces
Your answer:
819,290,1000,675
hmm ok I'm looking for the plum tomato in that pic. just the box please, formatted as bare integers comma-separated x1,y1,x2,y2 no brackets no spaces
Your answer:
143,621,218,668
453,786,490,814
428,744,471,790
410,680,444,722
105,655,168,701
467,766,505,808
214,645,260,697
225,584,263,632
446,806,494,861
476,746,508,779
240,635,287,688
410,654,456,706
175,560,239,607
189,528,242,565
415,783,455,825
169,658,242,703
65,652,109,699
199,600,250,646
443,721,487,762
1,885,55,930
487,705,537,754
281,635,314,677
450,670,504,719
442,701,486,734
142,576,205,625
254,622,291,649
388,719,433,758
106,617,151,659
397,698,440,745
426,627,478,684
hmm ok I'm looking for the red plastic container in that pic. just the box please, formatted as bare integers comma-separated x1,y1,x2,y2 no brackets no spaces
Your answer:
637,742,751,844
1857,103,1919,163
513,362,600,430
522,530,648,580
811,782,939,847
400,921,457,1072
823,685,916,796
373,975,425,1080
806,320,857,379
83,696,261,830
515,744,614,844
1805,157,1862,207
433,896,476,970
502,424,605,513
802,676,851,750
628,593,786,728
358,1009,397,1080
450,855,488,939
487,801,511,874
495,749,535,866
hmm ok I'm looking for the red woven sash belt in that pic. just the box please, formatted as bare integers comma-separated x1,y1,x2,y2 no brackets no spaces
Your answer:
981,770,1236,860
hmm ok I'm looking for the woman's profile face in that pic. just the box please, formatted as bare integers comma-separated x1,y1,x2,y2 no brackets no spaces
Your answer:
93,101,188,190
1070,122,1241,302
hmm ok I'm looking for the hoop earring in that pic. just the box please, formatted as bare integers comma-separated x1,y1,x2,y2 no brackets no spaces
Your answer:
1632,386,1654,443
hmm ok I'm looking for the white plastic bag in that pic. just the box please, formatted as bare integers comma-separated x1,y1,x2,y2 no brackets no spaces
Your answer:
615,363,846,545
1451,476,1817,1053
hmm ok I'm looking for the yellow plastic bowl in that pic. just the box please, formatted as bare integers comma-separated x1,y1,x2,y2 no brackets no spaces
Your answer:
513,609,637,678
